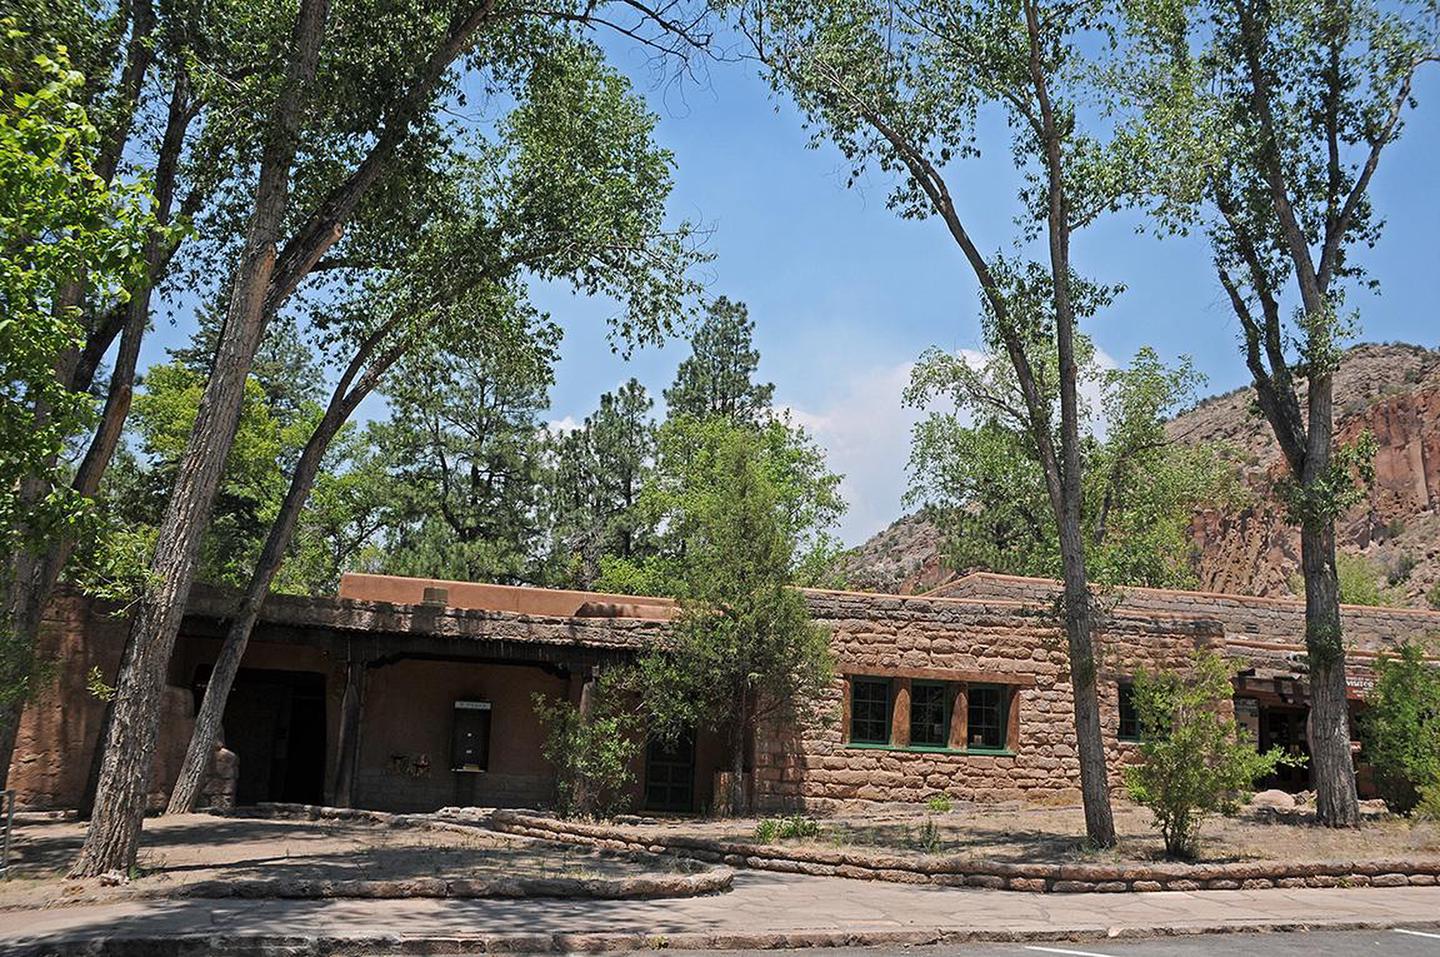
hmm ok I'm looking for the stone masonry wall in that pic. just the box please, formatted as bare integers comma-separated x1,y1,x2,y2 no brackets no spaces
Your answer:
753,590,1222,811
931,573,1440,655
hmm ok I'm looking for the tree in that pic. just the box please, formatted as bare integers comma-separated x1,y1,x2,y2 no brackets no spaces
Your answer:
1358,642,1440,815
1124,650,1292,858
71,0,332,877
618,418,840,814
543,379,657,588
906,342,1232,588
76,0,714,868
0,24,159,784
663,296,775,424
747,0,1137,844
163,35,703,814
374,320,560,585
1126,0,1438,827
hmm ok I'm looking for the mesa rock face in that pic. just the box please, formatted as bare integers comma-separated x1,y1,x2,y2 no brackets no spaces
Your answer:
842,343,1440,607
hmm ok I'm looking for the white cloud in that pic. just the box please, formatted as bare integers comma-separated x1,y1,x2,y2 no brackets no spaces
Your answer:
546,415,583,436
779,360,924,548
781,345,1122,548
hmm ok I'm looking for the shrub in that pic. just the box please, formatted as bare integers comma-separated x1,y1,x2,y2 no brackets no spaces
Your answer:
1427,582,1440,612
917,818,943,853
1123,650,1294,859
755,815,820,843
1385,552,1418,586
926,793,953,813
1358,641,1440,815
533,688,641,819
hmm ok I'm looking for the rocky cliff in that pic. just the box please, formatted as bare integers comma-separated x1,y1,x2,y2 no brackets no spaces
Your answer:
840,343,1440,606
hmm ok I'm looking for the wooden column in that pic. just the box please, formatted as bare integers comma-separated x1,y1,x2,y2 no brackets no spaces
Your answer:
333,658,365,808
891,678,911,747
1005,687,1022,752
949,685,969,750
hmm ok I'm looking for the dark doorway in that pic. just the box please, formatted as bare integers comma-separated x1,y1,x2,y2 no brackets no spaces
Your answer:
645,732,695,812
192,667,327,805
1258,705,1312,791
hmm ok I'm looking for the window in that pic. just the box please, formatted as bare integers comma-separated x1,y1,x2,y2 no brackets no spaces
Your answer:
967,684,1009,751
909,681,952,747
849,677,892,744
1118,682,1140,741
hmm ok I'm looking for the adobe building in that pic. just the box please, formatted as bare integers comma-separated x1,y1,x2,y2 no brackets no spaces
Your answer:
10,571,1440,815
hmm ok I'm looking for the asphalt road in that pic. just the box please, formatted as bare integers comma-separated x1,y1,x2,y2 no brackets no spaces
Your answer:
666,928,1440,957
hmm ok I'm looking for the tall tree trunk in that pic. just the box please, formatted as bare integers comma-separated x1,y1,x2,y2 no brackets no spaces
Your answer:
728,692,747,817
1300,376,1360,827
1025,0,1116,848
0,72,193,788
165,336,395,814
68,0,329,878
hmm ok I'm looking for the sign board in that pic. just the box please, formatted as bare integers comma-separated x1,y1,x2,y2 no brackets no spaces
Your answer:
452,700,492,771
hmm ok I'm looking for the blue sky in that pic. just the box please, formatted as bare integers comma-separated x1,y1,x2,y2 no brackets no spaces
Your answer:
137,29,1440,549
533,34,1440,546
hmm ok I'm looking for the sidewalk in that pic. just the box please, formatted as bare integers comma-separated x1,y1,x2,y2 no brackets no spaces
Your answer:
4,871,1440,954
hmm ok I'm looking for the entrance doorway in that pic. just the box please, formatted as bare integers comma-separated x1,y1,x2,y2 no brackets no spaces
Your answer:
644,732,695,812
1258,705,1312,791
192,667,328,805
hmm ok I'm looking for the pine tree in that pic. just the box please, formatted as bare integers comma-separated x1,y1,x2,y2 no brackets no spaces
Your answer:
663,297,774,424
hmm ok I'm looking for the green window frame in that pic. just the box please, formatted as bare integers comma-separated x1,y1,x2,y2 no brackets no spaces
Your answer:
1117,682,1141,741
909,681,952,748
849,676,892,745
967,684,1009,751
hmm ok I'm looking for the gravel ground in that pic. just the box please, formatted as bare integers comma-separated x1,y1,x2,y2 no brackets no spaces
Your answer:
612,798,1440,865
0,813,700,908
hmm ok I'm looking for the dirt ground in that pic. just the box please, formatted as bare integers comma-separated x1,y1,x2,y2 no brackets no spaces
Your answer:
0,813,694,909
615,798,1440,865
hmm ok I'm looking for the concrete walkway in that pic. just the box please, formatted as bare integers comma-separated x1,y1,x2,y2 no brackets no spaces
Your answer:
4,871,1440,953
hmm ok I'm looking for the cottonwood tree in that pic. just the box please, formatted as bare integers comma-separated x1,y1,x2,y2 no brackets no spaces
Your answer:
906,342,1232,588
164,38,702,813
619,416,843,814
745,0,1135,843
75,0,714,874
70,0,332,877
0,27,160,770
1126,0,1438,826
663,296,775,424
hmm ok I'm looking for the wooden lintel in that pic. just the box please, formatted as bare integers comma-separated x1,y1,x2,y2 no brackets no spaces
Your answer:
840,665,1037,688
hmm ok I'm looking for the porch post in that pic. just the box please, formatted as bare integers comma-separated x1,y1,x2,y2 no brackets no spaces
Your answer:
333,657,365,808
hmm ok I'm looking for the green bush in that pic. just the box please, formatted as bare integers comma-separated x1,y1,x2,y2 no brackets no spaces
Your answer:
1123,650,1294,859
1427,582,1440,611
754,815,820,843
533,689,641,819
1358,641,1440,815
925,793,953,813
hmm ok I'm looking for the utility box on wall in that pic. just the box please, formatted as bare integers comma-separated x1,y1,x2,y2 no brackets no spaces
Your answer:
451,700,491,772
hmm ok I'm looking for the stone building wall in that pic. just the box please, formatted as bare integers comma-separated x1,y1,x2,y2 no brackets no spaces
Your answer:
929,573,1440,654
755,590,1222,810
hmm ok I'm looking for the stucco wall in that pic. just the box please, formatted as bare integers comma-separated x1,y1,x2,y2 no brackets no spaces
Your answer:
11,594,194,811
353,658,570,811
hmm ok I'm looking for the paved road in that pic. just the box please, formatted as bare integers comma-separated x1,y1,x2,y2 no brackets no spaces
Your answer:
672,928,1440,957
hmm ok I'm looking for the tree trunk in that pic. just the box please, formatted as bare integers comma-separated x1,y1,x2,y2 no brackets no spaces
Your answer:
1301,522,1360,826
0,72,192,788
1025,0,1116,848
68,0,329,878
728,692,747,817
166,397,354,814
